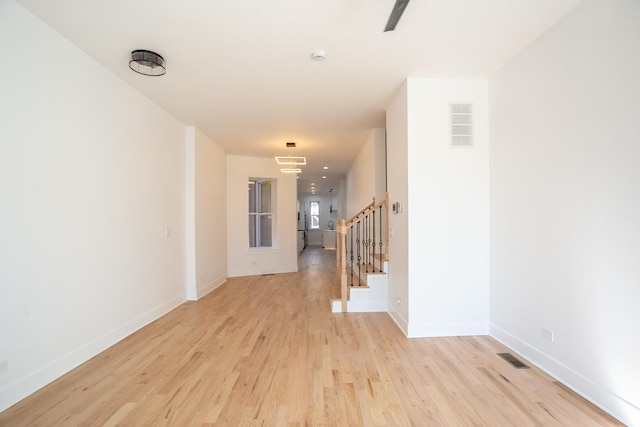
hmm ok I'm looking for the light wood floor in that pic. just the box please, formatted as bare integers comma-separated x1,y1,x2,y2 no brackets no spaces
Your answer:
0,248,621,426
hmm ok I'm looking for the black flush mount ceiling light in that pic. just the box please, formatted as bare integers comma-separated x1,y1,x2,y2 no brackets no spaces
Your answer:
129,50,166,76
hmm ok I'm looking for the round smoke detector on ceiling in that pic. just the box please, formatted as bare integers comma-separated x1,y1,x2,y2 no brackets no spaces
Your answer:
311,50,326,61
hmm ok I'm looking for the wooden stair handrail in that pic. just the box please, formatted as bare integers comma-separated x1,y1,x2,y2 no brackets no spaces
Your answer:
346,198,388,228
346,197,376,224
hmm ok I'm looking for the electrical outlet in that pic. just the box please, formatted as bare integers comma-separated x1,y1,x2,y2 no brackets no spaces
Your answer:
542,329,554,342
0,360,8,374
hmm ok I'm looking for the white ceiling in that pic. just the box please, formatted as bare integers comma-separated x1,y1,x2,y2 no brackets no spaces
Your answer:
16,0,581,196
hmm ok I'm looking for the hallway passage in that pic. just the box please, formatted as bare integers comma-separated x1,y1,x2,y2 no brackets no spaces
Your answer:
0,248,620,426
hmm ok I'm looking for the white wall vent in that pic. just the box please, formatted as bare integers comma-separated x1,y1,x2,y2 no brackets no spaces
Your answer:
450,104,473,147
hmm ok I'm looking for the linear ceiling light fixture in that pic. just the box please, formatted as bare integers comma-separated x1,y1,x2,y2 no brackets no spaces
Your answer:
275,156,307,165
280,167,302,174
129,49,166,76
275,142,306,174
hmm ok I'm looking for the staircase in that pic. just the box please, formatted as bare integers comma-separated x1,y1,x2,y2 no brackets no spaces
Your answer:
331,194,389,313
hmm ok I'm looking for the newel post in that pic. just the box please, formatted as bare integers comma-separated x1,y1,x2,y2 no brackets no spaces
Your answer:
338,219,348,312
335,221,341,283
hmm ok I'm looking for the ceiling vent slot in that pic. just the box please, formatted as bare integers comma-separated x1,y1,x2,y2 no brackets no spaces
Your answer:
450,103,473,147
286,142,296,148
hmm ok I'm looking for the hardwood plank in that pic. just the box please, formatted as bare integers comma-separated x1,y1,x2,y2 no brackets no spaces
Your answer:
0,248,622,426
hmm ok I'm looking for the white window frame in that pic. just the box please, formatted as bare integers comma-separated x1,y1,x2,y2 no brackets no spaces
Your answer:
309,200,320,230
248,178,275,248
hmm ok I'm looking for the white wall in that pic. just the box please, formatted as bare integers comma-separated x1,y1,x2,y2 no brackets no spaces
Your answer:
338,179,347,221
345,128,386,218
226,155,298,276
386,83,410,333
406,78,490,338
489,0,640,424
185,127,227,300
0,1,187,412
374,129,387,206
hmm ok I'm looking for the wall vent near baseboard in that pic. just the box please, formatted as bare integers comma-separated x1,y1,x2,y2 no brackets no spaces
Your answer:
450,103,473,147
497,352,530,369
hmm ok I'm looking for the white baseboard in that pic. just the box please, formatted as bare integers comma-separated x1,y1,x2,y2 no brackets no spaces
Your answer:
490,323,639,427
196,275,227,299
407,321,488,338
228,265,298,277
0,293,186,413
388,308,409,336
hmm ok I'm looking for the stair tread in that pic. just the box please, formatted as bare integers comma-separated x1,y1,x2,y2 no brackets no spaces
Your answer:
349,263,386,274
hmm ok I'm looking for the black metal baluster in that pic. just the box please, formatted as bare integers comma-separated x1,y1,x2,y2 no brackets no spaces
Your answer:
349,226,354,287
364,216,368,273
367,214,371,271
379,205,384,272
356,222,361,286
367,215,371,271
364,214,371,273
372,209,376,273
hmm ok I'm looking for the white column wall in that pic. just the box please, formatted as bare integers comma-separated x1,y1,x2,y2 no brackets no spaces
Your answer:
489,0,640,424
385,83,410,333
406,78,490,337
